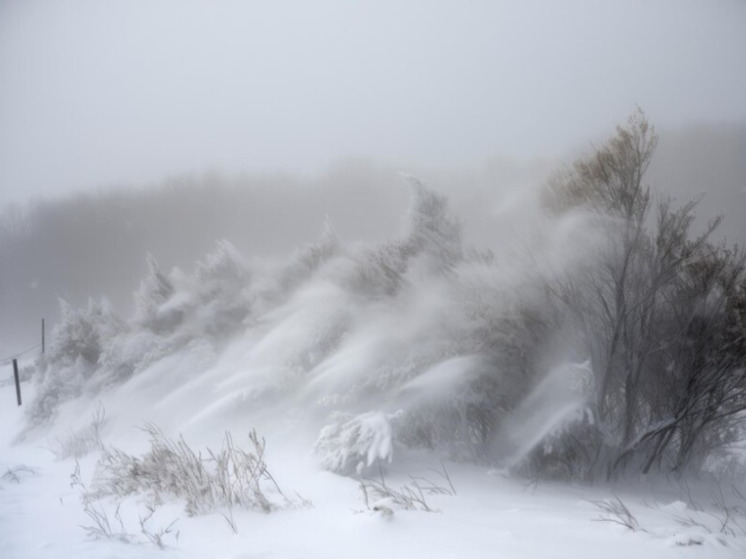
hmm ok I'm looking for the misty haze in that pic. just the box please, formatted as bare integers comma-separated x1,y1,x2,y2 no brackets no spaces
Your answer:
1,2,745,559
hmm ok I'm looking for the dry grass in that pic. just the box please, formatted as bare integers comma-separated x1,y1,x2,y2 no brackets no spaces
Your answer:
360,462,456,514
90,424,294,516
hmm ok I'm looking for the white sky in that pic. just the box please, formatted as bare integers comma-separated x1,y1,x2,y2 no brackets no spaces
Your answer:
1,0,745,205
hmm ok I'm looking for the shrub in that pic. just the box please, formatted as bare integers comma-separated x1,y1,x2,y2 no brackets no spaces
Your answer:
134,253,179,334
315,411,399,476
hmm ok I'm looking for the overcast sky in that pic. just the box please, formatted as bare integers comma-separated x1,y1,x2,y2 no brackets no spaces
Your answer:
1,0,745,205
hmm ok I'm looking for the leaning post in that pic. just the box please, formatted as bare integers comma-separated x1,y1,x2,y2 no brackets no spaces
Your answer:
13,359,21,406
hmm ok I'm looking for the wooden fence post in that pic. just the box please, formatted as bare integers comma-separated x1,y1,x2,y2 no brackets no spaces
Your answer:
13,359,21,406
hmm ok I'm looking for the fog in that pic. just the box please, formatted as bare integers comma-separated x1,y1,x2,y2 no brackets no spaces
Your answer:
1,0,745,205
1,1,745,404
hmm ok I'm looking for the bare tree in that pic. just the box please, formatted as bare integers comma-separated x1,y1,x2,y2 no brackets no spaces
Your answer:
542,110,745,478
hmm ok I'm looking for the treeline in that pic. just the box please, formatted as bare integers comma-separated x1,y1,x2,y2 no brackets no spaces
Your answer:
1,123,742,354
22,112,746,481
0,161,412,350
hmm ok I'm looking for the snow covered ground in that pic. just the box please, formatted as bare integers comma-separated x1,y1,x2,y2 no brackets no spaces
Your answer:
2,374,744,559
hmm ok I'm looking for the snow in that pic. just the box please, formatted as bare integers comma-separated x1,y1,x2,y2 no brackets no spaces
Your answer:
1,181,744,558
493,360,593,467
2,375,744,559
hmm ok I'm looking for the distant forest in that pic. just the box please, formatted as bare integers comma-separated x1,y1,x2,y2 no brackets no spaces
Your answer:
1,123,744,351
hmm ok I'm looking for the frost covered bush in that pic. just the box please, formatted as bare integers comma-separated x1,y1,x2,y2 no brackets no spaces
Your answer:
25,356,95,429
94,330,165,385
250,293,353,390
134,242,252,342
26,299,127,426
191,240,252,338
25,242,252,426
395,358,536,461
344,241,412,299
341,176,463,300
401,175,463,273
315,411,400,475
48,299,128,368
272,217,341,300
387,258,560,460
134,253,179,335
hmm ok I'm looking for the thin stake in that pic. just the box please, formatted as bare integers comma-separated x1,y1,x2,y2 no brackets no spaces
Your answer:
13,359,21,406
42,318,45,354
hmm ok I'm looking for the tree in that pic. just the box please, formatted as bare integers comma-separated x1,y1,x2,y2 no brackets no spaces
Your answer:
134,253,178,334
541,110,745,478
633,245,746,473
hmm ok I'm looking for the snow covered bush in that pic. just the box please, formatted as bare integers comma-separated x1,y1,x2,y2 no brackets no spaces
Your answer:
271,217,341,301
134,253,180,335
25,356,95,429
134,242,252,342
344,241,412,299
191,240,252,338
26,299,127,427
47,298,127,368
386,256,560,461
94,329,166,386
340,176,463,300
401,174,463,273
314,411,401,476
